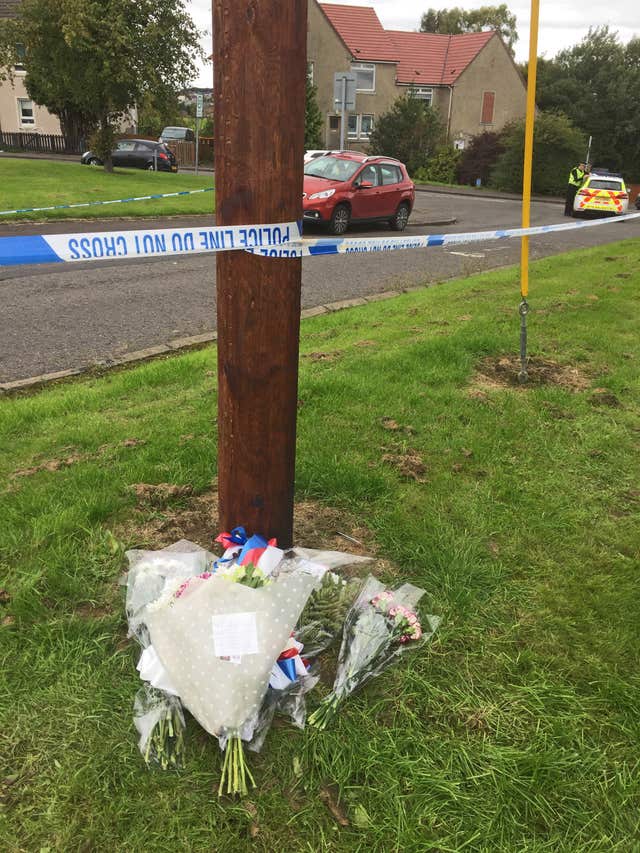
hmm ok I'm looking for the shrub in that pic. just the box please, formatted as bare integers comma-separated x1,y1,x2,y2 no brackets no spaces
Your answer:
413,146,462,183
369,91,442,175
457,131,505,186
490,112,586,195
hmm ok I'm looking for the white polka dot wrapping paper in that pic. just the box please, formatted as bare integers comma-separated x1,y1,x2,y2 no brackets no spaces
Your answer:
146,571,318,737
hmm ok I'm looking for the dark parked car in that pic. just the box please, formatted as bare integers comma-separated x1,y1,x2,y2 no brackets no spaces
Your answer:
159,126,195,143
81,139,178,172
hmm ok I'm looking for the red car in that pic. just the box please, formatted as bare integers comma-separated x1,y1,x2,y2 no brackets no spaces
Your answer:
303,152,415,235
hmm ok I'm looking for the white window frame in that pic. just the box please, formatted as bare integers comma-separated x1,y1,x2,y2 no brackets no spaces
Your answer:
359,114,374,139
351,62,375,93
413,87,433,106
347,114,375,140
17,98,35,127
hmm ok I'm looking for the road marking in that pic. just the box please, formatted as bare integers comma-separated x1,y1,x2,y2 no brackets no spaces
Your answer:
448,251,486,258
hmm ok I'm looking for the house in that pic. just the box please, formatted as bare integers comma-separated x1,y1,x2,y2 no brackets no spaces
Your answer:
307,0,527,150
0,0,135,143
0,0,61,134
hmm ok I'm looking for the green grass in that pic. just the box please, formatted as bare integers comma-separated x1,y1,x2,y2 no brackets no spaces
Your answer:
0,158,214,221
1,241,640,851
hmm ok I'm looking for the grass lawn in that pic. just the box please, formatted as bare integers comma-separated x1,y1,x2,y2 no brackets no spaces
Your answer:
0,158,214,221
1,241,639,851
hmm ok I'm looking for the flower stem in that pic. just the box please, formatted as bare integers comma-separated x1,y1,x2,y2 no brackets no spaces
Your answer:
218,733,256,797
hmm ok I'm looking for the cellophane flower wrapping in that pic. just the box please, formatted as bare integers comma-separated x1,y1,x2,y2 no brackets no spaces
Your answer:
134,685,186,770
124,543,212,647
308,576,440,729
145,567,319,739
248,663,320,753
124,542,212,767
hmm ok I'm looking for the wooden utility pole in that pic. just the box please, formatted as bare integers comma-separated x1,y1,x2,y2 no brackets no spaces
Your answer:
213,0,307,547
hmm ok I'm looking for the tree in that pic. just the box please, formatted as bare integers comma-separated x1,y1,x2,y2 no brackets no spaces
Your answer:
305,77,323,149
530,28,640,180
368,90,442,175
136,91,183,139
490,112,586,195
420,5,518,53
3,0,202,171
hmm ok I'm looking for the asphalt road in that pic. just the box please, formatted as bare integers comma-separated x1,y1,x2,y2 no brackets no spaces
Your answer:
1,191,638,383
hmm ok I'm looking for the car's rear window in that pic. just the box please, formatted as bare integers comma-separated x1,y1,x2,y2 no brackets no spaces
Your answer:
304,157,361,181
588,179,624,190
380,164,403,185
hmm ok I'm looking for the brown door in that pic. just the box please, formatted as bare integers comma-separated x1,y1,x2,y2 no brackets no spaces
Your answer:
327,115,340,148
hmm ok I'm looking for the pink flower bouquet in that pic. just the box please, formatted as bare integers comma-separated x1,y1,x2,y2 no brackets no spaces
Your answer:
308,576,440,730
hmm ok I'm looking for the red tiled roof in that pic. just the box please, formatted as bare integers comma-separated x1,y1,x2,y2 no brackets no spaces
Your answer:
319,3,398,62
387,30,496,84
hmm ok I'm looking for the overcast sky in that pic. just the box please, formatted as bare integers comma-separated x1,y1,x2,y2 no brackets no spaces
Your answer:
188,0,639,86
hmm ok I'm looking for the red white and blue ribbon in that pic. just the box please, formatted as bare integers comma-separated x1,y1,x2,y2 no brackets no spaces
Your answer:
213,527,282,575
269,638,310,689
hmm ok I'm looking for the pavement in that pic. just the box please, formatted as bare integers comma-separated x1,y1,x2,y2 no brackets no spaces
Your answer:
1,189,638,387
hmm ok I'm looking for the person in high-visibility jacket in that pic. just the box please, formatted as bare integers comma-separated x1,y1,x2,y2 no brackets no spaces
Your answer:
565,163,589,216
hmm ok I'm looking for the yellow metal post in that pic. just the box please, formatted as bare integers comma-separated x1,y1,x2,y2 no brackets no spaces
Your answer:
519,0,540,382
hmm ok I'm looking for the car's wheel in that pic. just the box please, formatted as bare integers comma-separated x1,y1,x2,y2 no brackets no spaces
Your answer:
87,157,101,167
329,204,350,235
389,202,410,231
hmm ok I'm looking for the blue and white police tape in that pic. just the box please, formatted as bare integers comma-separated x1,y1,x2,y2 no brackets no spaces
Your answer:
0,221,300,266
1,210,639,267
0,186,214,217
247,210,640,257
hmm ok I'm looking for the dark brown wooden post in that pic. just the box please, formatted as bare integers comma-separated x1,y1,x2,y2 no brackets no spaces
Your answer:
213,0,306,547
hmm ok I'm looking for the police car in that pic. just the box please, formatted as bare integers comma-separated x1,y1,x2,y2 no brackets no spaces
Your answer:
573,171,629,217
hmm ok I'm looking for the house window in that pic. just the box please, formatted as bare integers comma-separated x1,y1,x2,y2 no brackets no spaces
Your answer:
307,62,314,85
18,98,35,126
360,114,374,139
15,43,26,72
351,62,375,93
347,114,374,140
481,91,495,124
413,87,433,106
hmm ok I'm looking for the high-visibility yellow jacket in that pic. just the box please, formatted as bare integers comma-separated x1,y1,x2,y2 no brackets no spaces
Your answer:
568,166,586,187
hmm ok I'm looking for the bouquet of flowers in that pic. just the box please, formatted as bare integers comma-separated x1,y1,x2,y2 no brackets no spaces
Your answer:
308,576,440,730
123,530,440,795
145,533,319,795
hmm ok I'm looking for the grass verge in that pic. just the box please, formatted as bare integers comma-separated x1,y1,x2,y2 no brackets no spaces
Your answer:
0,158,214,221
1,241,639,851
